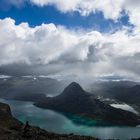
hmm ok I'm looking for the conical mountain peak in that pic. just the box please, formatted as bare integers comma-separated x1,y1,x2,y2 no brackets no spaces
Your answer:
61,82,85,97
65,82,83,91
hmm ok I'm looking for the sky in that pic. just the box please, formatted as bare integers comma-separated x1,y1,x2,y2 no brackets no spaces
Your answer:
0,0,140,81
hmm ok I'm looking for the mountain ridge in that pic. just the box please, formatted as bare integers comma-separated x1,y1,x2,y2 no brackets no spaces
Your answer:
35,82,140,126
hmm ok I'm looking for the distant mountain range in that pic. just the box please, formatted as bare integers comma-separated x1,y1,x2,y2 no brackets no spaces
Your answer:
35,82,140,126
1,76,140,126
0,76,140,107
88,81,140,108
0,76,66,102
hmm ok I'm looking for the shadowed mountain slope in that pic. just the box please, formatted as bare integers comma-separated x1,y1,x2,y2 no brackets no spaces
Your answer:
35,82,140,126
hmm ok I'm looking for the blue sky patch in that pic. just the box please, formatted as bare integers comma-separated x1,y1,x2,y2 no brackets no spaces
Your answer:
0,2,132,32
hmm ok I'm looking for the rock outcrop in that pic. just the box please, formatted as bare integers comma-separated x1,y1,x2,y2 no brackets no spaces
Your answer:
0,102,99,140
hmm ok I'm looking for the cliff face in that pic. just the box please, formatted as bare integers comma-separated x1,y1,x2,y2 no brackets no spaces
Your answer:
0,102,99,140
0,102,22,129
0,102,12,116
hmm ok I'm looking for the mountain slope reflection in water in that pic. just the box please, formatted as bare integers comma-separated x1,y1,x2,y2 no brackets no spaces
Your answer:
0,98,140,140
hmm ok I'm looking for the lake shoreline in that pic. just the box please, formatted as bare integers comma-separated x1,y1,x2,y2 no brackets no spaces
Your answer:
0,98,140,140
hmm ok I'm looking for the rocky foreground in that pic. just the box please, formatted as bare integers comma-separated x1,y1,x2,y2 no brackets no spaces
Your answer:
0,102,140,140
0,102,98,140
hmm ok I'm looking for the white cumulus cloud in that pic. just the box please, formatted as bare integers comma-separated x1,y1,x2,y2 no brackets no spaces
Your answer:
30,0,140,28
0,18,140,80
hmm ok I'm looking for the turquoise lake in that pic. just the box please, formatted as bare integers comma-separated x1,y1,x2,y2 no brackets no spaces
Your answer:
0,98,140,140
